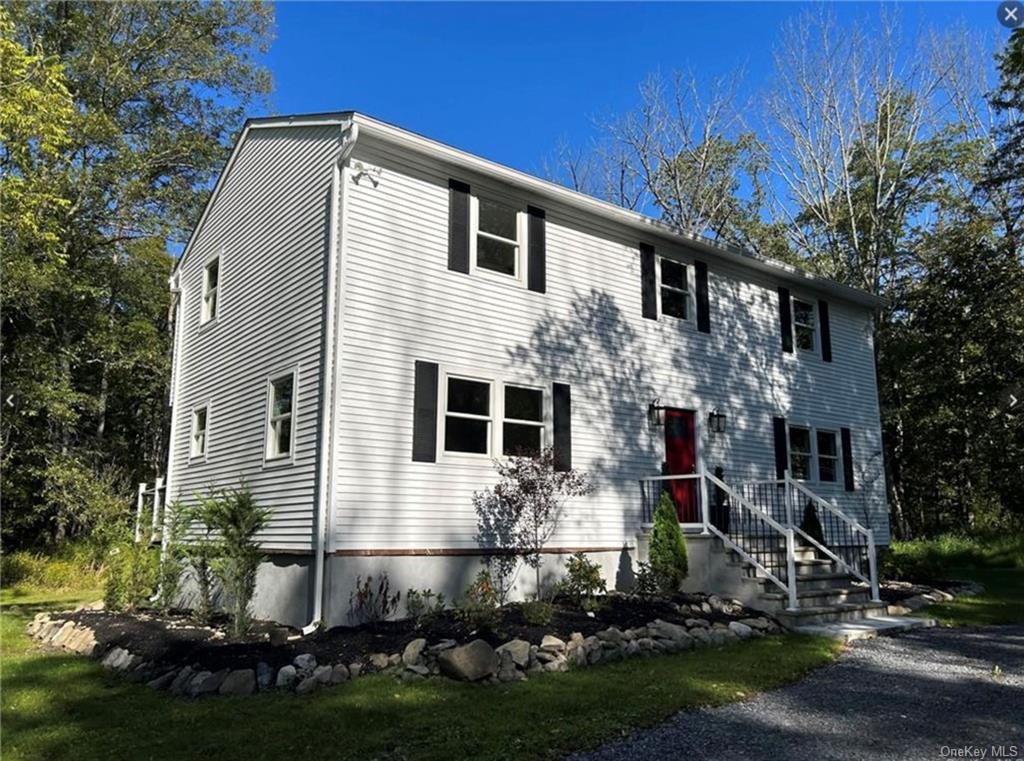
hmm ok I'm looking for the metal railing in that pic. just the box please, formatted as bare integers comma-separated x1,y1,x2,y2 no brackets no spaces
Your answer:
134,478,166,544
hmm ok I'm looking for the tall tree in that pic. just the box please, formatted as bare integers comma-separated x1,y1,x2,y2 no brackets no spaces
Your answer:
1,2,273,548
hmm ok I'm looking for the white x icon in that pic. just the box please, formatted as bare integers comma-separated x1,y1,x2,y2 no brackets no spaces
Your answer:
1007,7,1020,22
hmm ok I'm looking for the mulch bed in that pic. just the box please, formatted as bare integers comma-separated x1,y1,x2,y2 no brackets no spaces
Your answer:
58,592,757,673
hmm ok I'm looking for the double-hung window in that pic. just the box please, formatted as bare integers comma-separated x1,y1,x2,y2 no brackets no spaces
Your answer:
502,385,544,457
792,298,816,352
788,426,813,480
266,373,296,460
444,376,492,455
190,405,208,458
202,257,219,323
816,430,839,482
473,196,522,278
660,258,689,320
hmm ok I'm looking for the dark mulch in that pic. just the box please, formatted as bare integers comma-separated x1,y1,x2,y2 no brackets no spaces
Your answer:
56,593,761,674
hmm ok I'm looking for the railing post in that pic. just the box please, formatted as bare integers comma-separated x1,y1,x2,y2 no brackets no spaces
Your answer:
785,528,799,611
867,529,881,602
699,465,710,535
134,482,146,543
151,476,165,543
784,471,794,529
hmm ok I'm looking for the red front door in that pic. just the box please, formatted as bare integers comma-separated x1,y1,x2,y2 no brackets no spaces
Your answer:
664,409,698,522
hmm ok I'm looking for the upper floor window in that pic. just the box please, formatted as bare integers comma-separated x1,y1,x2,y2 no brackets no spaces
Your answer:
266,372,295,460
444,376,492,455
660,258,689,320
502,385,544,457
190,405,208,458
472,196,523,279
202,257,219,323
792,297,816,352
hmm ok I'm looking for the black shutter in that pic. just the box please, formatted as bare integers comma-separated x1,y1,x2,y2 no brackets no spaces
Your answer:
412,361,439,462
552,383,572,471
773,417,788,480
778,287,793,353
841,427,855,491
818,299,833,362
447,179,470,273
640,243,657,320
527,206,546,293
695,260,710,333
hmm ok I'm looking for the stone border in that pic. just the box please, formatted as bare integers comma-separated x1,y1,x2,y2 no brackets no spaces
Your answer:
26,603,781,698
883,580,984,616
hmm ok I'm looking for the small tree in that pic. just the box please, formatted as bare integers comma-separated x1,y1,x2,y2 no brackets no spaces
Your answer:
473,448,592,599
154,502,191,614
204,484,270,637
649,491,688,595
180,497,221,625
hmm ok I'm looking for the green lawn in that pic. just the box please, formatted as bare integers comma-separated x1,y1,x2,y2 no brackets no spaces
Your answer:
917,568,1024,627
0,590,841,761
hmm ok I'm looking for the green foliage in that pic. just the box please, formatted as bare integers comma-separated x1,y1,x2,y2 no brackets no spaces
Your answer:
405,588,445,623
521,597,554,626
202,486,270,637
632,562,660,597
0,544,103,593
455,570,500,632
883,534,1024,581
348,574,401,626
103,530,159,612
560,552,607,609
648,492,688,595
176,500,219,625
154,502,192,615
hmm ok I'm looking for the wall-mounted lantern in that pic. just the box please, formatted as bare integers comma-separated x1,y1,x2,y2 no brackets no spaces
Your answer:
708,408,727,435
647,398,667,428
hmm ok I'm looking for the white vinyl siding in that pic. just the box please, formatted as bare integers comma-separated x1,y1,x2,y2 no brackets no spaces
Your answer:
331,134,890,550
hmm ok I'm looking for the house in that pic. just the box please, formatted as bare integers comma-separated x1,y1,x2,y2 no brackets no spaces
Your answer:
161,112,889,631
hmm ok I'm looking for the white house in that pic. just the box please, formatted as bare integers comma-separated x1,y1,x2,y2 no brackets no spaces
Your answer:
162,112,890,630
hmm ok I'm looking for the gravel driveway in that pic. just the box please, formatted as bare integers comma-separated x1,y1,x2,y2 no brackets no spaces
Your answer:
572,626,1024,761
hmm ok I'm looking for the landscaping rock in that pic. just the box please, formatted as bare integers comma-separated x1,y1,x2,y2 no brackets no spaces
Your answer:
349,662,363,679
219,669,256,696
438,639,499,682
256,661,274,690
388,653,402,667
293,653,317,672
146,670,177,691
295,676,319,696
685,618,710,629
403,638,427,665
368,652,390,670
496,639,531,668
405,663,430,677
194,668,229,696
428,639,457,652
313,665,332,684
650,619,693,647
740,617,770,631
169,666,194,695
275,665,297,689
597,627,625,646
330,663,350,684
544,658,568,673
269,627,290,646
540,634,566,653
186,670,213,697
729,621,753,639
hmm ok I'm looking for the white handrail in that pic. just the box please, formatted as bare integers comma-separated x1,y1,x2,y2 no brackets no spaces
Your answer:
788,477,871,535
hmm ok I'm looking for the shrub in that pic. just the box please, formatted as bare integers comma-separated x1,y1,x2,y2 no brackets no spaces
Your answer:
204,485,270,637
455,569,500,631
1,544,103,592
179,498,220,625
154,502,191,614
104,530,159,612
649,491,688,595
884,533,1024,581
562,551,606,609
405,588,446,622
632,561,660,597
521,596,554,626
348,573,401,625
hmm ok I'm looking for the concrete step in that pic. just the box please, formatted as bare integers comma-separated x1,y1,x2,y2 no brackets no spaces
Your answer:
743,571,858,591
760,586,872,607
728,557,836,578
791,616,937,642
775,600,889,628
713,542,820,563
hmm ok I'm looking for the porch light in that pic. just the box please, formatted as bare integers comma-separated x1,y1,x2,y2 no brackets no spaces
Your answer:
708,408,727,434
647,399,666,428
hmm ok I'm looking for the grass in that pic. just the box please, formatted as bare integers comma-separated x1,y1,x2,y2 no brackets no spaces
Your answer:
0,589,842,761
885,533,1024,627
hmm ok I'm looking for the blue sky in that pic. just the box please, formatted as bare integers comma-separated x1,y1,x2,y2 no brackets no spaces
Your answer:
258,2,1004,177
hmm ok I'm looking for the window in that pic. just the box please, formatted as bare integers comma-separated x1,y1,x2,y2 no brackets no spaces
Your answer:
660,258,689,319
788,426,812,480
817,430,839,482
474,196,521,277
792,298,816,352
503,385,544,456
266,373,295,460
191,406,208,458
444,376,492,454
202,258,219,323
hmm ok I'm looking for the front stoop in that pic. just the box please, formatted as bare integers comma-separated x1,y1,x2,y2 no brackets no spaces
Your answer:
789,615,937,642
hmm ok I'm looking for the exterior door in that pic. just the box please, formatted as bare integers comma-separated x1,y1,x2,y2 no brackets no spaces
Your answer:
664,409,698,522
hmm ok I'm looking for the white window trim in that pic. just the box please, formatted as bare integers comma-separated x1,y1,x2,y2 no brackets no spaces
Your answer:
201,255,221,326
469,193,528,286
791,295,818,355
189,403,210,462
788,422,843,485
657,255,694,323
437,367,551,462
264,368,298,465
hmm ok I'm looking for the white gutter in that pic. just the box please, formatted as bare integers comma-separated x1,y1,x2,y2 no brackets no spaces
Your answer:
158,271,183,570
302,121,358,635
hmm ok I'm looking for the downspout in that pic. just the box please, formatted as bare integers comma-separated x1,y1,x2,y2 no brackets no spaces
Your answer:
159,271,183,567
303,121,358,635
